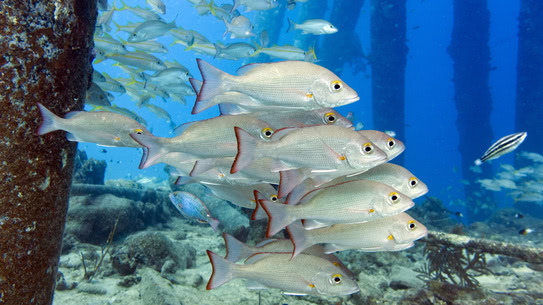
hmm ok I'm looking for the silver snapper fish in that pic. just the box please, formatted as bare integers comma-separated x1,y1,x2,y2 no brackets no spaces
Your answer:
475,132,527,165
214,42,256,59
194,59,359,113
190,157,280,184
253,44,316,61
232,0,278,12
358,130,405,161
86,82,111,106
223,16,256,39
260,180,415,236
287,18,338,35
241,109,352,129
231,125,387,174
222,233,355,278
286,212,428,258
206,251,359,296
147,0,166,14
107,51,167,71
36,103,151,147
169,191,220,231
128,19,176,43
129,115,275,168
142,67,191,87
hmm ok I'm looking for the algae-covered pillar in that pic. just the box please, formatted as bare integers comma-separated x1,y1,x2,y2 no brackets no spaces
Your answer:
320,0,366,75
370,0,408,165
0,1,97,304
448,0,494,222
515,0,543,155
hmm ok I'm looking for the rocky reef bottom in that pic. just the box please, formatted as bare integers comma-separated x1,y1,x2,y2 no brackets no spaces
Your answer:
52,177,543,305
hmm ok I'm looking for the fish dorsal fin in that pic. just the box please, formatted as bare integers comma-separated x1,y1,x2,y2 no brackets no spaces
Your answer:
271,127,298,140
254,238,279,248
173,121,196,136
64,111,83,119
219,103,247,115
190,158,220,177
244,252,274,264
236,62,265,75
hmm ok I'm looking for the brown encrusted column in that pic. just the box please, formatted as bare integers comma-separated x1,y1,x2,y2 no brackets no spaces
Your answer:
0,1,96,304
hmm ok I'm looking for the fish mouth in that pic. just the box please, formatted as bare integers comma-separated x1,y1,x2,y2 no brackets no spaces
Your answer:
342,95,360,105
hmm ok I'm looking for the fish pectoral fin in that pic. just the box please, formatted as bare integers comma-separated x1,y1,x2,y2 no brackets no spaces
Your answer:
322,142,345,162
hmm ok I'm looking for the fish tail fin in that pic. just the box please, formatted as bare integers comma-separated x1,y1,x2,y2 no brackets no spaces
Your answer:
129,133,168,169
260,200,295,237
206,250,236,290
231,0,240,13
231,127,258,174
141,72,148,89
305,45,317,62
278,169,306,199
287,18,296,33
474,159,482,166
209,217,221,232
112,20,122,34
116,0,127,11
209,0,216,16
189,78,202,96
195,58,229,104
213,43,223,59
286,222,312,259
222,18,230,37
223,233,253,262
36,103,62,135
251,190,267,221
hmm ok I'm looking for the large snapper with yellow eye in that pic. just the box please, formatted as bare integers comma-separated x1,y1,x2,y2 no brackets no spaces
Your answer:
193,59,359,113
129,115,275,169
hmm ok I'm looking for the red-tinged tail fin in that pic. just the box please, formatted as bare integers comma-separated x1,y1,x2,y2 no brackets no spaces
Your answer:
278,169,306,198
223,233,254,263
129,133,168,169
189,78,202,95
251,190,268,221
231,127,258,174
206,250,236,290
195,58,229,106
260,200,295,238
36,103,62,135
286,222,312,259
208,217,220,232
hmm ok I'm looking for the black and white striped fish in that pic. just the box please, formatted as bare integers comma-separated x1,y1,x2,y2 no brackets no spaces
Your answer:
475,132,527,166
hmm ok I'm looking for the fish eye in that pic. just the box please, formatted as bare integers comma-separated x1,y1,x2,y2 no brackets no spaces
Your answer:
324,112,337,124
270,194,278,202
408,177,418,188
132,33,137,36
386,137,396,150
389,192,400,203
331,80,343,92
134,128,144,135
261,127,274,139
331,273,342,284
362,142,374,154
407,220,417,231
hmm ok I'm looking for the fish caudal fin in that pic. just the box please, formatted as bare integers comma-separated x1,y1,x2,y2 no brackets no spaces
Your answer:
279,169,306,199
231,127,258,174
208,217,221,232
251,190,268,221
231,0,240,13
36,103,62,135
206,250,236,290
286,221,312,259
223,233,254,263
287,18,296,33
260,200,295,237
193,59,229,114
129,133,168,169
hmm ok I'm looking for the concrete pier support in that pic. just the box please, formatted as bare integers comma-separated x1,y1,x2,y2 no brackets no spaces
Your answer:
0,1,96,304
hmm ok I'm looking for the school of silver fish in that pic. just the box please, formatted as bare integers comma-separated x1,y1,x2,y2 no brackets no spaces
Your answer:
36,0,431,297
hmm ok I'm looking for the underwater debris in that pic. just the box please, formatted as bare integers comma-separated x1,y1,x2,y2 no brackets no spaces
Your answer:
415,240,491,288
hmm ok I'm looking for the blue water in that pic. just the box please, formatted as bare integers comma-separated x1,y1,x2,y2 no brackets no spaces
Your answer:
86,0,529,220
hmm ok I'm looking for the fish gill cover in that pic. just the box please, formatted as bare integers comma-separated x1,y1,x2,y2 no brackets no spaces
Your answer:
35,0,543,304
